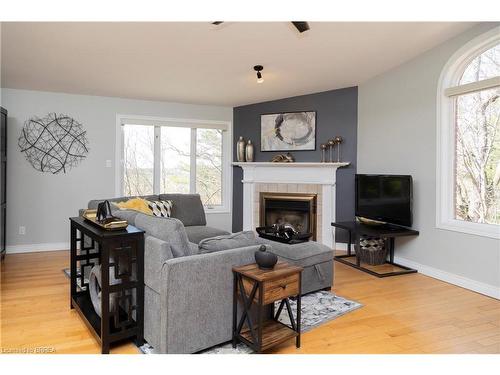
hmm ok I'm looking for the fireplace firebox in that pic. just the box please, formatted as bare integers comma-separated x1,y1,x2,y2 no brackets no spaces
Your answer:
259,192,317,240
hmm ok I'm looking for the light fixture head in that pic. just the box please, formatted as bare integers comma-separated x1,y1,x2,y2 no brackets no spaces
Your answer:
291,21,310,33
253,65,264,83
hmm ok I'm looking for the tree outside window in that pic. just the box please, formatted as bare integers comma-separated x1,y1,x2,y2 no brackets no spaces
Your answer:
454,44,499,225
196,129,223,207
160,127,191,194
122,123,225,208
123,124,154,196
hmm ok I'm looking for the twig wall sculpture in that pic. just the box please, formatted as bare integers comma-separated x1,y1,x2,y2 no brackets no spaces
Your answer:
18,113,89,174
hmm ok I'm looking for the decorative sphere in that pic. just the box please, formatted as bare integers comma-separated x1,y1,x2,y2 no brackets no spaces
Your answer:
320,143,327,150
254,245,278,270
328,139,335,147
334,136,343,144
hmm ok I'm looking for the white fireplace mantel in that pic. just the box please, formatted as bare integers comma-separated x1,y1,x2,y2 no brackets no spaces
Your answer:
233,162,350,247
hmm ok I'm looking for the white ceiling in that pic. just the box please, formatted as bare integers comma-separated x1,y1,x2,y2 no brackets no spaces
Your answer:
1,22,475,107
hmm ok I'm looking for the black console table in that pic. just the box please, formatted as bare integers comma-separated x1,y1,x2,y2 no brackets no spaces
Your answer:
331,221,419,277
69,217,145,353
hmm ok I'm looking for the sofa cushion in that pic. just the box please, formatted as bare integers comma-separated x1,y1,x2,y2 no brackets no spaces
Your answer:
110,207,140,226
198,231,256,254
185,225,230,245
144,235,174,292
257,238,334,268
188,242,199,254
159,194,206,226
135,214,195,257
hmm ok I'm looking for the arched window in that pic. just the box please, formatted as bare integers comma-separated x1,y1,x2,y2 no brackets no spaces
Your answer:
437,27,500,239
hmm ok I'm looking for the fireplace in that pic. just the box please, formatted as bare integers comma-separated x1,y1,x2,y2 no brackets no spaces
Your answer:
259,192,317,240
235,162,349,247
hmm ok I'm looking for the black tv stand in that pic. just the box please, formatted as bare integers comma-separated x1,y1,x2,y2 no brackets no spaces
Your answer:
331,221,419,277
378,223,411,232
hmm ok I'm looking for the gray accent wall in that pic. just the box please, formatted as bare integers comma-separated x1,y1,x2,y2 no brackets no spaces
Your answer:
232,87,358,233
358,23,500,293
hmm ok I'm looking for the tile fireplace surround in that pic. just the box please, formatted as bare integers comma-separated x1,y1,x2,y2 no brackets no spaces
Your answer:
233,162,349,247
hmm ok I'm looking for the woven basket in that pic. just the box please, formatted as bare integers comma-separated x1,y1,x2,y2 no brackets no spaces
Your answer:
356,236,387,265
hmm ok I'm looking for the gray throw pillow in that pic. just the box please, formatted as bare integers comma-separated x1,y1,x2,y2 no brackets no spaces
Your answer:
134,214,194,258
198,231,257,254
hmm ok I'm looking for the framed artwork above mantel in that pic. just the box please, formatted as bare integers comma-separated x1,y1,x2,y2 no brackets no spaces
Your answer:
260,111,316,152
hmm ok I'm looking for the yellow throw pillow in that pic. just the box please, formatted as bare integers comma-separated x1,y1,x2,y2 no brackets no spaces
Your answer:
115,197,153,215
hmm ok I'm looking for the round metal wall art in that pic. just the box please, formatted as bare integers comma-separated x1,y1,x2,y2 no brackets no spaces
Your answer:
18,113,89,174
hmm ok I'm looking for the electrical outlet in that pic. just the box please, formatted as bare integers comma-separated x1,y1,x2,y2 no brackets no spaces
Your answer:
105,160,112,168
19,226,26,235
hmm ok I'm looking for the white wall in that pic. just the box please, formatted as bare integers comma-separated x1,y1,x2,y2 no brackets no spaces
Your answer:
358,23,500,298
2,88,233,252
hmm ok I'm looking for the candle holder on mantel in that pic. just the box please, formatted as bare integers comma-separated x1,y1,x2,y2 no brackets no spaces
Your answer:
334,136,343,162
328,139,336,163
320,144,328,163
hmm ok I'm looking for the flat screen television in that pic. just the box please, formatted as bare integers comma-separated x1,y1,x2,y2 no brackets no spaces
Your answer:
355,174,413,227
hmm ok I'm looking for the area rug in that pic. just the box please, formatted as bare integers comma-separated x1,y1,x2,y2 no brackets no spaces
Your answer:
138,291,362,354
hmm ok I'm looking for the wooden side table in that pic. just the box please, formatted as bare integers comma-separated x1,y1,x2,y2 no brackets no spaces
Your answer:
232,262,303,353
69,217,145,354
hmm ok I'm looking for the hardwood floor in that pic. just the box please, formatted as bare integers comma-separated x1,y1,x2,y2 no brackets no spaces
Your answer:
1,250,499,354
0,251,138,354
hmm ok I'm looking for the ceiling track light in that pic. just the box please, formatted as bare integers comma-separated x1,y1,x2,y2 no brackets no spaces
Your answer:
211,21,311,34
254,65,264,83
291,22,310,33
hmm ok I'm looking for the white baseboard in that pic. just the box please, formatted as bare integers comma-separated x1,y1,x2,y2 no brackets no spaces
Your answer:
394,255,500,300
6,242,69,254
334,242,499,299
334,242,348,251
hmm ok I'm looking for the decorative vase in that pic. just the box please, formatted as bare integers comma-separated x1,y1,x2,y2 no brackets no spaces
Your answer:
89,264,118,318
254,245,278,270
245,140,254,162
236,136,246,162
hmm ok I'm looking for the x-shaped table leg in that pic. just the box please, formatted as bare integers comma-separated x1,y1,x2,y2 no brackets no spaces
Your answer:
274,298,297,332
236,276,259,345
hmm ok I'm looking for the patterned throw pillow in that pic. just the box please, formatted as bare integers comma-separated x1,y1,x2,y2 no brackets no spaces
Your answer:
147,200,173,218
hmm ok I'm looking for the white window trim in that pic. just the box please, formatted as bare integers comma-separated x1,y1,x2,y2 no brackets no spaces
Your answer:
436,26,500,239
445,76,500,97
115,114,232,214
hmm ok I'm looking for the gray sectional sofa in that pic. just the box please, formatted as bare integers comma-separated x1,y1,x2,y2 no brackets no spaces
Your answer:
83,194,334,353
87,194,230,244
